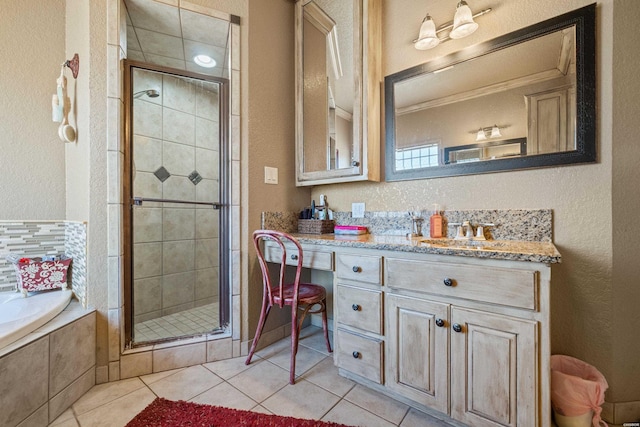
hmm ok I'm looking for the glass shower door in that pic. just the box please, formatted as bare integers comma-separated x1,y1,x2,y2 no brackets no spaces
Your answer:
125,64,229,345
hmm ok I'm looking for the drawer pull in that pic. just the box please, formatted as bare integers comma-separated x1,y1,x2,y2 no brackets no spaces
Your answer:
443,277,454,287
352,266,361,273
352,351,361,359
352,304,361,311
435,318,445,327
290,254,298,260
452,323,463,333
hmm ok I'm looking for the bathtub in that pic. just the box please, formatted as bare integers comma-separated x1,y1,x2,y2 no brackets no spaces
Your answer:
0,289,73,349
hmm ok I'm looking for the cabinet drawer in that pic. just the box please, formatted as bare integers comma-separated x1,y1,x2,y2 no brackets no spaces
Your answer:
336,253,382,284
263,243,333,271
385,258,538,310
336,329,383,384
336,285,382,334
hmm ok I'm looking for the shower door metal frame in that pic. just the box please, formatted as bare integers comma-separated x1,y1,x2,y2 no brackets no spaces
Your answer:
122,60,231,347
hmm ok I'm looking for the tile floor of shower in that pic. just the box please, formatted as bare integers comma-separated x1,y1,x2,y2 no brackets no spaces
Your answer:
134,302,219,342
50,326,459,427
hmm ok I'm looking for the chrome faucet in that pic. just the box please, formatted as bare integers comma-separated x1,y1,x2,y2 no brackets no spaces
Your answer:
450,221,495,240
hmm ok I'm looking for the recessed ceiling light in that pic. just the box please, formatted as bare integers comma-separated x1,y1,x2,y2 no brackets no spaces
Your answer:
194,54,216,68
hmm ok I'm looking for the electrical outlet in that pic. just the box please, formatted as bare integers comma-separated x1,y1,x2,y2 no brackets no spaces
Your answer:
352,202,365,218
264,166,278,184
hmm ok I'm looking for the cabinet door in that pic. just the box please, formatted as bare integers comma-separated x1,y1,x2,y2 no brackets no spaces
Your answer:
385,294,449,413
451,307,537,427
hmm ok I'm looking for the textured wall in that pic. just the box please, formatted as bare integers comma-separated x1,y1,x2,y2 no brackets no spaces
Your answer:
611,0,640,406
246,0,311,341
0,0,66,220
308,0,635,405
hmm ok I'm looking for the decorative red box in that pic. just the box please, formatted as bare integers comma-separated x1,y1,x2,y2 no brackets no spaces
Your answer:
11,257,71,296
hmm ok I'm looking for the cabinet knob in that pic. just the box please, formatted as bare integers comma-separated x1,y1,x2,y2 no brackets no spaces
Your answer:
351,160,360,167
352,304,361,311
352,351,361,359
443,278,454,287
452,323,463,333
290,254,298,260
352,266,361,273
435,318,445,327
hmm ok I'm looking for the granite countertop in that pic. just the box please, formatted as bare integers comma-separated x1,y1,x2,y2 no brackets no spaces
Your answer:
292,233,562,264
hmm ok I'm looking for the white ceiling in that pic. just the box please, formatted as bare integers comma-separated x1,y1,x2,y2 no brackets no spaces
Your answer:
124,0,230,78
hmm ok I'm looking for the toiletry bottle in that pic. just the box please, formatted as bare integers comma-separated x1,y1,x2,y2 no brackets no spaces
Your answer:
430,204,443,238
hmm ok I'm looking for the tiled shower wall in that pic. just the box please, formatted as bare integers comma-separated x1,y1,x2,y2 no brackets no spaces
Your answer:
0,221,87,306
132,70,220,324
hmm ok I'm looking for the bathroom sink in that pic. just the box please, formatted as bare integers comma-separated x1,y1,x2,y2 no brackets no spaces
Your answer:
418,238,509,251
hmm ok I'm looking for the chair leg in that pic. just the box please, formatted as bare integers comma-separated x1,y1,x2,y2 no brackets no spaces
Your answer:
321,300,332,353
245,300,271,366
289,306,299,384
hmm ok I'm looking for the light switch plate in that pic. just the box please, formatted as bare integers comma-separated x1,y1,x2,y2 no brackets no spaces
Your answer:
352,202,365,218
264,166,278,184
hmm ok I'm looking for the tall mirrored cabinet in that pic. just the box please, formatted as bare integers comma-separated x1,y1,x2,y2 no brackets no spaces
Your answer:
295,0,381,186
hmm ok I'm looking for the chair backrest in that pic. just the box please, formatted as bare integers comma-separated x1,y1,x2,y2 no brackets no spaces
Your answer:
253,230,303,308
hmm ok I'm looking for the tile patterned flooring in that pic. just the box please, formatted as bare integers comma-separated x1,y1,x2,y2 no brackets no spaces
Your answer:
134,303,219,342
49,327,456,427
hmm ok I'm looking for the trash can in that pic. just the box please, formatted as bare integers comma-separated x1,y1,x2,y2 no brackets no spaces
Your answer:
550,355,609,427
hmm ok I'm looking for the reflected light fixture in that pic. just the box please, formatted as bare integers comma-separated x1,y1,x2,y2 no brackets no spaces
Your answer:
194,54,216,68
413,1,491,50
490,124,502,138
475,124,503,141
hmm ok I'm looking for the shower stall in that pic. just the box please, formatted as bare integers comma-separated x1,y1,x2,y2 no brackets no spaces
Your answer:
123,61,230,346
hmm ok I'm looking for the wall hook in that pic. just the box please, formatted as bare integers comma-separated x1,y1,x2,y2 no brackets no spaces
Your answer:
64,53,79,79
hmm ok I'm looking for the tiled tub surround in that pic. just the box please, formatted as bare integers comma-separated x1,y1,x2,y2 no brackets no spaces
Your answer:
0,221,87,305
0,301,96,426
132,69,220,327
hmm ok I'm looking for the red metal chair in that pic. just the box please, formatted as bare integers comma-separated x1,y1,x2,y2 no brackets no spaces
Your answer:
245,230,332,384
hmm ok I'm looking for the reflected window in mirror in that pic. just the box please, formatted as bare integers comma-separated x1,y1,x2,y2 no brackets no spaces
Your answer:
385,4,595,181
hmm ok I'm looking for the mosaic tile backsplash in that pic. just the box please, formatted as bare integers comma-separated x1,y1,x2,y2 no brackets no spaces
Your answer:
0,221,87,306
262,209,553,242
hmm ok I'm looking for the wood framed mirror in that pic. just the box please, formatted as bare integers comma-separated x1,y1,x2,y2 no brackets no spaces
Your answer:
295,0,381,186
385,4,596,181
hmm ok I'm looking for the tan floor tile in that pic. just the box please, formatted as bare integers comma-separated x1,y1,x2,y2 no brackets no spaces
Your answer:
49,408,79,427
139,367,184,385
322,400,395,427
190,381,258,411
75,387,156,427
147,364,222,401
254,336,291,360
400,408,455,426
227,361,290,402
203,355,262,380
261,379,341,420
250,404,273,414
299,357,355,397
345,384,410,425
265,345,328,378
299,326,333,355
71,378,146,416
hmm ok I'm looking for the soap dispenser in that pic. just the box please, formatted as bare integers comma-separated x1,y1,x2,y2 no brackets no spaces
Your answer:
429,204,443,238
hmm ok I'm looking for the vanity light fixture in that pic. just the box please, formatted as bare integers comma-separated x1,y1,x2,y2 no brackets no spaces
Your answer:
193,54,216,68
413,1,491,50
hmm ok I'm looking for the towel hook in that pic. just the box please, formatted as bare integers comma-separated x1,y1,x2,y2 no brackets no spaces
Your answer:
63,53,80,79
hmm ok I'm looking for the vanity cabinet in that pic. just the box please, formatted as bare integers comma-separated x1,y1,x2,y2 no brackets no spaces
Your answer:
384,256,545,427
263,239,552,426
334,252,384,384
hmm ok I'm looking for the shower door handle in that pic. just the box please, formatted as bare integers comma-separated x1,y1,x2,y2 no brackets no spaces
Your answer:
132,197,222,209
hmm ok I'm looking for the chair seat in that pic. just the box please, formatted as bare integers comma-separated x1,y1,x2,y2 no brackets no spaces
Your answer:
272,283,326,305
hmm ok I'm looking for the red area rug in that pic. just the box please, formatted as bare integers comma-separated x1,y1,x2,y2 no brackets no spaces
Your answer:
126,397,356,427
